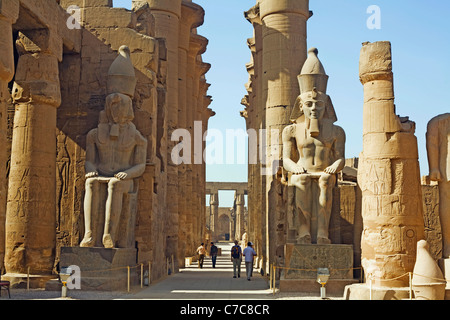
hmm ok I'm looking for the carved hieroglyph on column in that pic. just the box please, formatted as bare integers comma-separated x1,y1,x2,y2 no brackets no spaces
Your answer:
426,113,450,258
358,41,424,287
80,46,148,249
282,48,346,244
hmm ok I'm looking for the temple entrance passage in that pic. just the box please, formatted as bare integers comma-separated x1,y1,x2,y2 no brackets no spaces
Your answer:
124,243,271,299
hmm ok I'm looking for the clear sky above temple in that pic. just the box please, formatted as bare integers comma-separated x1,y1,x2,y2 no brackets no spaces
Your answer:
114,0,450,206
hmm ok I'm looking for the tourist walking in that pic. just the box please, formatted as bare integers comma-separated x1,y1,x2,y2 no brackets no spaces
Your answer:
210,242,218,268
243,242,257,281
231,240,242,278
196,243,206,268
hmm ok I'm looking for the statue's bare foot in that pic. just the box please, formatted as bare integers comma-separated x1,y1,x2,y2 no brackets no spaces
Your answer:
297,235,311,244
102,234,115,248
80,233,94,247
317,237,331,245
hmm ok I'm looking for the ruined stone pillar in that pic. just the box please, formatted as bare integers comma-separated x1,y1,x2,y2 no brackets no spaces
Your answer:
0,0,19,268
358,41,424,287
147,0,182,268
259,0,310,270
5,34,62,281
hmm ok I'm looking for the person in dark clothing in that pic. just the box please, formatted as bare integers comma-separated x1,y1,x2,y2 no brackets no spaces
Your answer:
210,242,218,268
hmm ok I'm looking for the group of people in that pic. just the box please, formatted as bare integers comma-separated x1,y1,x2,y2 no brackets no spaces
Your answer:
196,240,257,281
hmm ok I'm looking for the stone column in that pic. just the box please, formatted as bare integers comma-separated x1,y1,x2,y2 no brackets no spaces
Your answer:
259,0,310,270
0,0,19,268
245,5,265,269
186,33,208,255
235,192,246,241
147,0,182,269
5,33,62,283
177,0,204,267
358,41,424,287
209,192,219,241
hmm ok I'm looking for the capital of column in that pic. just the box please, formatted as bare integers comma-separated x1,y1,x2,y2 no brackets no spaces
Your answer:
359,41,394,85
0,0,19,82
146,0,182,18
12,53,61,108
245,3,261,25
209,193,219,206
189,34,208,58
259,0,310,20
235,193,245,205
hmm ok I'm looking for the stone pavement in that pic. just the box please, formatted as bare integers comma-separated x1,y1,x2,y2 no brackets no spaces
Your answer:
0,242,340,300
123,242,275,300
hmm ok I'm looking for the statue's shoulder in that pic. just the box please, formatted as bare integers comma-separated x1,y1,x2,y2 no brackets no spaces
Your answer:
86,127,99,140
282,123,298,137
428,113,450,126
331,122,346,138
133,125,148,145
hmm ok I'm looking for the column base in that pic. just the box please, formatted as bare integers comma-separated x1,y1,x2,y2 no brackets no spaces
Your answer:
2,273,56,289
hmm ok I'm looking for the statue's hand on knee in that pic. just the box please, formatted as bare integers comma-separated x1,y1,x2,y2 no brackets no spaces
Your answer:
324,163,340,174
114,172,128,180
85,171,98,179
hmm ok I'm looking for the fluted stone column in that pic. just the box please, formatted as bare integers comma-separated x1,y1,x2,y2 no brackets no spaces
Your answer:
0,0,19,267
5,35,61,283
358,41,424,287
186,34,208,255
177,0,204,267
147,0,182,269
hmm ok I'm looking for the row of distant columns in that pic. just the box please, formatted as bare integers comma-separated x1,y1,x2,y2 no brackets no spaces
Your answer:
209,190,246,242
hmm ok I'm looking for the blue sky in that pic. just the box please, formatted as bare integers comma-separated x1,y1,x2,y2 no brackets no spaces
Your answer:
114,1,450,207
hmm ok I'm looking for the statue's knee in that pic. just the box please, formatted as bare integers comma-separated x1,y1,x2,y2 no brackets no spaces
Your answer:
298,175,311,186
85,178,99,188
319,174,334,189
108,178,125,192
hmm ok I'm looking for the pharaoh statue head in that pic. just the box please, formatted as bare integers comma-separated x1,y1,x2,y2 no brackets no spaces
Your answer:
290,48,337,136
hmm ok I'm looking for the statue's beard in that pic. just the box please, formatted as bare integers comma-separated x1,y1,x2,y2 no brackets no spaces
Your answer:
306,118,320,137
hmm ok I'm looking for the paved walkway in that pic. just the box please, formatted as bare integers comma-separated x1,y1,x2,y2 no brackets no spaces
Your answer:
124,242,275,300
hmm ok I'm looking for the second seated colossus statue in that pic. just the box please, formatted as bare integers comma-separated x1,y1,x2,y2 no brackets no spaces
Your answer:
282,48,346,245
80,46,148,249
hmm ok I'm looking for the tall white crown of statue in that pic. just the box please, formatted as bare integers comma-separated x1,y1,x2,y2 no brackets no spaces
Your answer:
298,47,329,94
107,45,136,98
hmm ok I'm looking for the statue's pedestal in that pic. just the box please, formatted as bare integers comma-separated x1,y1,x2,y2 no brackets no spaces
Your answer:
280,244,358,295
60,247,138,291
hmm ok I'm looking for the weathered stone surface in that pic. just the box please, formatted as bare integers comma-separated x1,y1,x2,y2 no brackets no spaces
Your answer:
357,41,424,288
283,244,354,280
60,247,138,291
